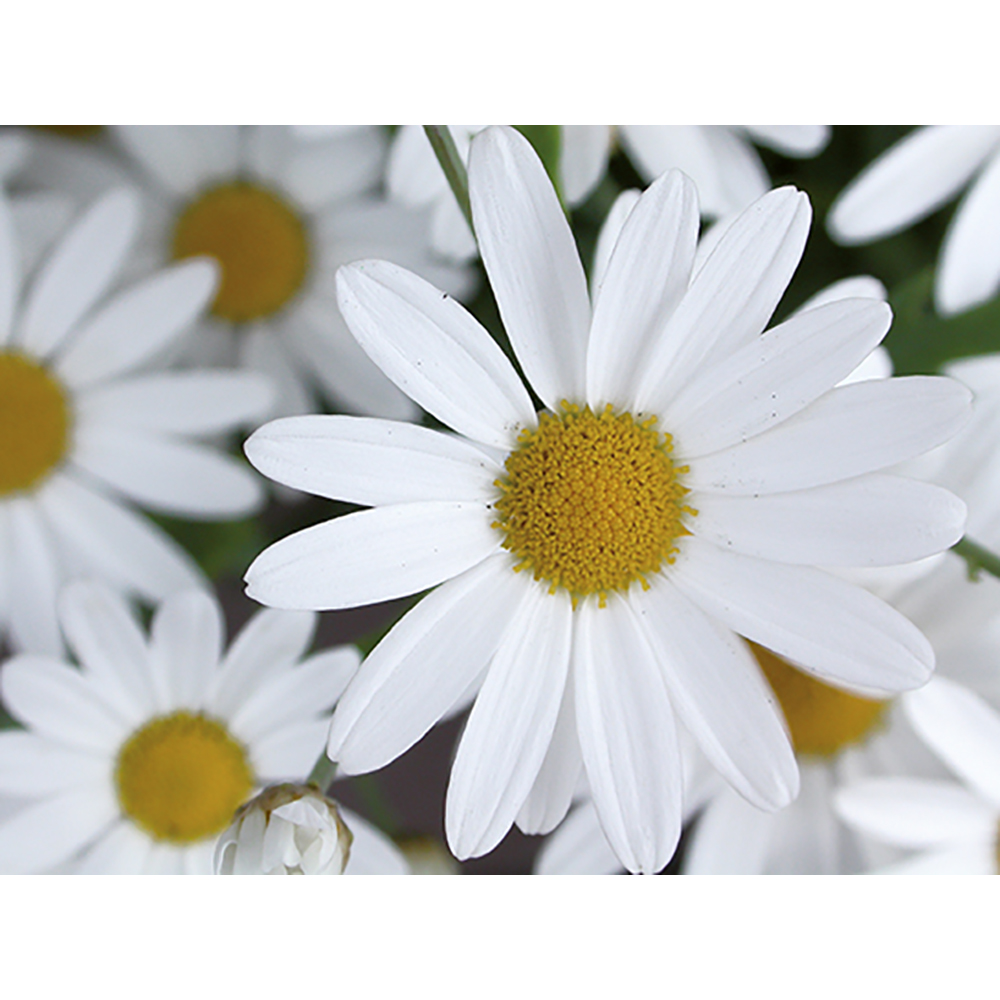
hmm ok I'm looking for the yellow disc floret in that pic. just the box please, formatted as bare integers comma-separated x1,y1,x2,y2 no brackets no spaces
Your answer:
751,643,889,758
0,352,71,496
115,711,254,844
172,181,309,323
494,403,694,605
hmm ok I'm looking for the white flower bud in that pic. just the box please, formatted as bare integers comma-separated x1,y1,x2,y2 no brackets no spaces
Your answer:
214,784,352,875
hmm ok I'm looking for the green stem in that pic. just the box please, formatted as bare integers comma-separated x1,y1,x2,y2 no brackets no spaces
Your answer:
307,752,338,793
952,536,1000,581
424,125,474,235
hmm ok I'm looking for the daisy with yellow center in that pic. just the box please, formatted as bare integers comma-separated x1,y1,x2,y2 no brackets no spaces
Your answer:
0,581,362,874
244,126,970,874
111,125,472,422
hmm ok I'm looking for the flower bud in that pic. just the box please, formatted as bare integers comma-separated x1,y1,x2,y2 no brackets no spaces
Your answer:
214,784,352,875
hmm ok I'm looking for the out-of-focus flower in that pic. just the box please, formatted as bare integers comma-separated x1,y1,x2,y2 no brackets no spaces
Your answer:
0,581,360,873
110,125,471,421
0,188,271,655
836,677,1000,874
215,784,353,875
387,125,611,261
828,126,1000,316
244,126,969,874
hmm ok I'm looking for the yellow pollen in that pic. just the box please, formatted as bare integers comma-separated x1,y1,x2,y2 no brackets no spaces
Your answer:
493,402,694,606
751,642,889,758
115,711,254,844
0,352,71,496
171,181,310,323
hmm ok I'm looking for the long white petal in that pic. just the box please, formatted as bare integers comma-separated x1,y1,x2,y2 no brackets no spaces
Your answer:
341,807,410,875
72,820,152,874
0,194,19,343
148,590,223,712
744,125,830,157
0,732,108,796
533,801,622,875
682,787,775,874
4,498,62,656
113,125,210,197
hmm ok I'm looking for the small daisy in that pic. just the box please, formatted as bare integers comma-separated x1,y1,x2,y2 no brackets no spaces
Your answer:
835,677,1000,874
387,125,611,261
0,581,361,874
619,125,830,219
244,126,968,874
112,125,471,420
828,126,1000,316
0,187,269,656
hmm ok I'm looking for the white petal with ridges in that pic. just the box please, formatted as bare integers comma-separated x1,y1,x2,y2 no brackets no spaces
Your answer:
591,189,640,292
148,590,223,712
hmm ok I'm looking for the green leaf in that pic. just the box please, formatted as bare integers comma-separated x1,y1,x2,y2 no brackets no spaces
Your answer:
886,268,1000,374
514,126,563,201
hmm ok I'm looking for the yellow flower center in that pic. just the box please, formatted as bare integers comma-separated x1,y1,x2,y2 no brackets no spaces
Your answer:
0,351,71,496
751,643,889,758
171,181,310,323
494,403,694,605
115,711,254,844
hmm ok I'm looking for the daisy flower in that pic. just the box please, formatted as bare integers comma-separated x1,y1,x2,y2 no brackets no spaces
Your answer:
244,125,969,874
0,580,361,874
0,187,269,656
835,677,1000,874
111,125,471,420
387,125,611,261
619,125,830,219
828,126,1000,316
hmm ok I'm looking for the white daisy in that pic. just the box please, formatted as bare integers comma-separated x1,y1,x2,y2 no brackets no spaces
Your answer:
244,125,969,874
387,125,611,261
111,125,472,421
835,677,1000,874
0,580,361,874
0,187,270,656
619,125,830,219
828,126,1000,316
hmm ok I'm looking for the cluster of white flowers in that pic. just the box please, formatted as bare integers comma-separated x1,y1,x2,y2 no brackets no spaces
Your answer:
1,124,998,875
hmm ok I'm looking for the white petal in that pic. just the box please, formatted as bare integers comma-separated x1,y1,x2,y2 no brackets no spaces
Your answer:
446,584,572,859
828,126,1000,243
560,125,611,205
875,843,994,875
0,194,19,343
54,259,219,389
245,415,501,505
631,576,797,811
387,124,448,206
701,127,770,217
77,371,272,435
797,275,887,313
904,678,1000,808
329,553,525,773
113,125,211,197
666,298,892,457
835,777,997,848
239,323,312,420
73,820,152,874
688,474,966,567
185,125,240,177
251,718,329,780
35,473,204,602
469,125,591,410
671,538,934,694
574,597,683,874
587,170,699,407
936,149,1000,315
341,807,410,875
743,125,830,157
685,376,972,494
245,501,499,611
682,787,775,874
282,128,385,209
591,189,640,292
336,260,535,448
72,425,263,518
16,189,139,360
10,193,74,283
0,732,108,796
533,801,622,875
148,590,224,712
634,187,811,414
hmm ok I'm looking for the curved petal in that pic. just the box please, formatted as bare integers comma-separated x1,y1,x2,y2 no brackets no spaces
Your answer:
533,801,622,875
72,819,152,874
744,124,830,157
239,323,312,419
245,501,499,611
0,732,109,796
670,537,934,695
587,170,698,407
828,126,1000,243
252,718,329,780
560,125,611,205
631,576,797,811
336,260,535,448
574,597,683,875
682,786,775,874
282,128,385,209
446,583,572,859
591,189,640,292
469,125,591,410
17,189,139,360
688,474,966,567
329,553,525,773
702,127,770,217
341,807,410,875
245,415,501,506
113,125,211,197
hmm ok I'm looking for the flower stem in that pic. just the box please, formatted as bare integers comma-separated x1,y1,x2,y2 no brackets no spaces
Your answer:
424,125,474,235
307,752,338,793
952,536,1000,581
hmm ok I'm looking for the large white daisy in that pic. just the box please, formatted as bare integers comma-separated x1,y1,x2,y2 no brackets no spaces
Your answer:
110,125,471,421
0,581,361,874
244,125,969,874
0,187,269,656
828,126,1000,316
